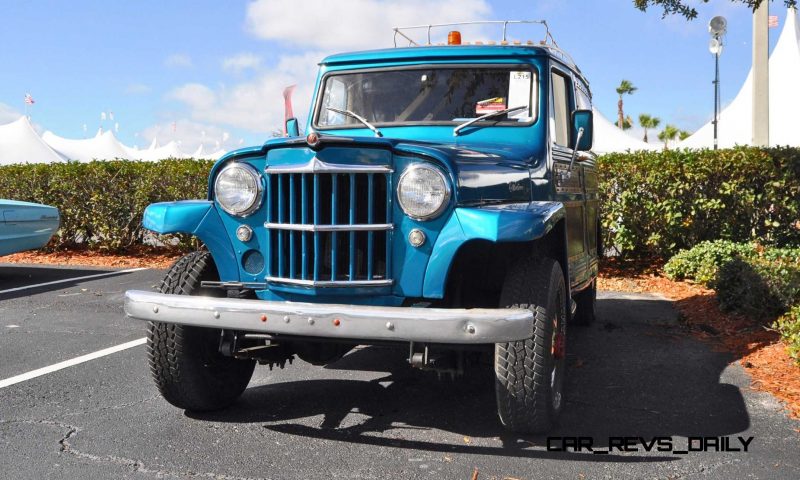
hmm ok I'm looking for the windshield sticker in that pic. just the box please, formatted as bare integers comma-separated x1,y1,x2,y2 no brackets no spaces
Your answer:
476,97,507,114
508,71,532,119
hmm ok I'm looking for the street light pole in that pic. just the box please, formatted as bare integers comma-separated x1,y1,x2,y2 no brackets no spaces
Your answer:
713,47,720,150
752,2,769,146
709,16,727,150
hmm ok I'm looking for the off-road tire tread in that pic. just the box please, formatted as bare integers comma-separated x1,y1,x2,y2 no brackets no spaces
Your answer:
146,251,255,412
495,255,565,433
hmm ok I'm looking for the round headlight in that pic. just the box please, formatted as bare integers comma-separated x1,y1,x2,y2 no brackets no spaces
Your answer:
214,163,262,216
397,165,450,220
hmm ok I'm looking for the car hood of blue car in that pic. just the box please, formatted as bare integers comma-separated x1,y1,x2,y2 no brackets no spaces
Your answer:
0,199,60,220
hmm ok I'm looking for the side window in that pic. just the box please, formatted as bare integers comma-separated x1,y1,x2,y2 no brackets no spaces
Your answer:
576,81,592,110
550,71,572,147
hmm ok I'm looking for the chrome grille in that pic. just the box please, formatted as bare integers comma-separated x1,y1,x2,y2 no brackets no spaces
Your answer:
264,167,393,287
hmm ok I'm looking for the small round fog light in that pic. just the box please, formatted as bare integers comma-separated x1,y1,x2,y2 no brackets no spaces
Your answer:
408,229,426,247
236,225,253,242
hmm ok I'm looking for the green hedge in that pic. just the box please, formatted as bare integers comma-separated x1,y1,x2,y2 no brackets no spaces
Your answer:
775,306,800,365
664,240,800,364
714,255,800,320
3,147,799,258
0,159,213,251
663,240,757,285
599,147,800,258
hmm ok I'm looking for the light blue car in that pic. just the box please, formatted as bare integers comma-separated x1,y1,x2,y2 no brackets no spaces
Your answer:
0,200,60,256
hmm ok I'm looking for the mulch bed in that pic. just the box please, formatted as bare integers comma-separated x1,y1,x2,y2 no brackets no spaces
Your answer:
0,246,181,269
2,249,798,420
600,258,800,420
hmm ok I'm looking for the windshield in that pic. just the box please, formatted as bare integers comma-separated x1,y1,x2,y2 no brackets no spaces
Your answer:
315,67,537,128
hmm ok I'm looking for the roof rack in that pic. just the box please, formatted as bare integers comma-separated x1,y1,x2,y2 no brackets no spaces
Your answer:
392,20,580,73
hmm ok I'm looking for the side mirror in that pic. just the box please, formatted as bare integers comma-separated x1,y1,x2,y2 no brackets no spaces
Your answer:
571,109,593,151
285,117,300,137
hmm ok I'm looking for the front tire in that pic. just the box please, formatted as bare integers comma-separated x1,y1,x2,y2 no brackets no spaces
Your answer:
146,251,255,412
495,255,567,433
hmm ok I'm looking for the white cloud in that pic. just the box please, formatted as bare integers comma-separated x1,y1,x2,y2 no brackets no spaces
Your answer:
169,83,217,111
170,0,493,138
124,83,151,95
164,53,193,68
245,0,491,51
168,52,320,134
0,102,21,124
137,119,235,153
165,0,493,137
222,53,263,73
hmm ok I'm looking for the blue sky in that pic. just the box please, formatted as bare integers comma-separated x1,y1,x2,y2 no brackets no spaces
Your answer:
0,0,793,151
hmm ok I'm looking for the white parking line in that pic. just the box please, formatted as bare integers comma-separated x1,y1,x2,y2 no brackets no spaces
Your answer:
0,267,146,295
0,337,146,389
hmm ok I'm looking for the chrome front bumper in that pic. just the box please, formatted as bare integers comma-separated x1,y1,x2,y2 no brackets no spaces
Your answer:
124,290,534,344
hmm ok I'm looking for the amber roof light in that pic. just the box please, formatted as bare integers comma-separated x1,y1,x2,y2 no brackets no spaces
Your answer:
447,31,462,45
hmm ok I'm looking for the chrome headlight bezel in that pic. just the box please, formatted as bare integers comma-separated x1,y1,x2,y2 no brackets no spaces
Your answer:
396,164,451,221
214,162,263,217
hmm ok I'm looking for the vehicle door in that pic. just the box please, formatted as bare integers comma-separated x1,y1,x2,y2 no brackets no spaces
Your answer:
549,67,588,289
574,80,600,279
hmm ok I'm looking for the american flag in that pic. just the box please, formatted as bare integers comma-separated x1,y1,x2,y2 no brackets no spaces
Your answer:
769,15,779,28
24,93,35,105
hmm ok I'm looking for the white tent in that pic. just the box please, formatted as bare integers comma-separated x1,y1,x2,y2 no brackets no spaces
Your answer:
205,148,227,159
4,118,222,163
0,116,66,165
192,144,206,158
43,128,133,161
192,144,226,160
680,8,800,148
592,108,662,154
124,137,159,160
134,140,187,161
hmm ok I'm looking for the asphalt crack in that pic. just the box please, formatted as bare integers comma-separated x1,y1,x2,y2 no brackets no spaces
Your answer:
1,418,271,480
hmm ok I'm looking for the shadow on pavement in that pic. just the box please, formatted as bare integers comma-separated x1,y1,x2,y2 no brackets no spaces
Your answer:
0,264,123,300
190,294,749,462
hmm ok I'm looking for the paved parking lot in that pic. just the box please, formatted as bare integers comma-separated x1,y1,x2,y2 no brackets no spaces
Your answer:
1,263,798,479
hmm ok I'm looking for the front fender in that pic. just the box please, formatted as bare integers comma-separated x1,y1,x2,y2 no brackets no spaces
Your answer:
422,202,565,298
143,201,238,281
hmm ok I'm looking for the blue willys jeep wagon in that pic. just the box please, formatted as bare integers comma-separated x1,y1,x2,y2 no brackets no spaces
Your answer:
125,21,599,433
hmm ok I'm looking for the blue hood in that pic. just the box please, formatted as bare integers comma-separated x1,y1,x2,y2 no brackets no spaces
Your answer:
213,135,537,206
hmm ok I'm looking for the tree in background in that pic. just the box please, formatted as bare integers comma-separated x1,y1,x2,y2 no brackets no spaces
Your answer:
679,130,692,141
622,115,634,130
616,80,637,129
658,124,680,149
638,114,661,142
634,0,797,19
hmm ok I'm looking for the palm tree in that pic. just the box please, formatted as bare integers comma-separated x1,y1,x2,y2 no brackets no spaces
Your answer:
638,114,661,143
678,130,692,141
616,80,637,129
621,115,634,131
658,124,680,149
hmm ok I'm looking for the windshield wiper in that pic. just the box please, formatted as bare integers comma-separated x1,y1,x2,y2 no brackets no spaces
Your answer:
453,105,528,136
326,107,383,137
